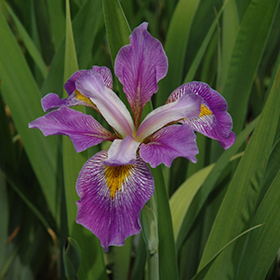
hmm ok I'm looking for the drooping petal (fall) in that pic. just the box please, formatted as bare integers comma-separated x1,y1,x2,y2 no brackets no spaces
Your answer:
105,135,141,166
28,106,114,152
76,151,154,251
114,22,168,127
136,92,201,142
140,124,198,168
166,81,236,149
76,69,135,137
42,66,113,112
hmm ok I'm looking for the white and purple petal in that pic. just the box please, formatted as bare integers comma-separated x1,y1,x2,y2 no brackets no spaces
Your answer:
136,92,201,142
105,135,141,166
114,22,168,126
140,124,198,168
42,66,113,112
76,151,154,251
76,69,135,137
166,82,236,149
28,107,115,152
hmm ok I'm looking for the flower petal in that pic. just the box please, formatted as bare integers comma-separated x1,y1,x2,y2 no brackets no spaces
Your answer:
136,92,201,142
166,82,236,149
76,69,135,137
42,66,113,112
114,22,168,126
76,151,154,251
140,124,198,168
28,107,114,152
105,135,141,166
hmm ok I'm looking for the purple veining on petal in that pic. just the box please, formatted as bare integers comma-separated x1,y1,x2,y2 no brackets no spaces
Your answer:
76,151,154,251
28,106,114,152
76,69,135,137
140,124,198,168
105,135,141,166
136,92,201,142
115,22,168,127
166,81,236,149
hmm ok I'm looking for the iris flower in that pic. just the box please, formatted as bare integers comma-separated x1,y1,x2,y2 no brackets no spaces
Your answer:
29,22,235,251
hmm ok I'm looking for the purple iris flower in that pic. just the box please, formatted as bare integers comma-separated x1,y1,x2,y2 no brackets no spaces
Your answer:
29,22,235,251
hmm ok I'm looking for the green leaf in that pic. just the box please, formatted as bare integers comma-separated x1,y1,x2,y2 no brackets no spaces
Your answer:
157,0,201,106
192,224,264,280
5,3,48,79
183,0,228,83
175,116,259,251
47,0,65,50
141,205,159,255
0,13,58,217
152,167,179,280
198,56,280,280
236,168,280,280
63,238,82,280
102,0,131,63
221,0,279,135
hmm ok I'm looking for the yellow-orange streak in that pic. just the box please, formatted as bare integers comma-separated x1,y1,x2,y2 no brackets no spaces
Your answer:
75,89,95,106
199,104,212,117
104,165,133,199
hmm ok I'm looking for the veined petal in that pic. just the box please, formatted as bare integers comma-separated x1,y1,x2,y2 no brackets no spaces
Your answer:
28,107,114,152
140,124,198,168
114,22,168,127
136,92,201,142
76,69,135,137
166,82,236,149
42,66,113,112
105,135,141,166
76,151,154,251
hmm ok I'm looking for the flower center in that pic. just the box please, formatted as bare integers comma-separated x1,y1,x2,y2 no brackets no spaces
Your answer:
199,104,212,117
104,165,133,199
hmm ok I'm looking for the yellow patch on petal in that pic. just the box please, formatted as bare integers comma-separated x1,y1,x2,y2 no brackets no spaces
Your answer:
199,104,213,117
75,89,95,106
104,165,133,199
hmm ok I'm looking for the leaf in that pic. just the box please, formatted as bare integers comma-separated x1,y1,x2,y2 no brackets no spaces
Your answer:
198,55,280,280
5,2,48,79
221,0,279,135
157,0,201,106
236,168,280,280
63,238,82,280
191,224,264,280
0,13,58,217
175,116,259,250
141,205,159,255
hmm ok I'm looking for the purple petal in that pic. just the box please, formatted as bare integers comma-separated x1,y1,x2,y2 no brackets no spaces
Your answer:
140,124,198,168
76,151,154,251
28,107,114,152
41,91,97,112
42,66,113,112
76,69,135,137
166,82,236,149
136,92,201,142
105,135,141,166
114,22,168,126
64,70,87,95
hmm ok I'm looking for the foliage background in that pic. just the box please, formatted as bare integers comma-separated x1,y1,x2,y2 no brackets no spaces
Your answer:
0,0,280,279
